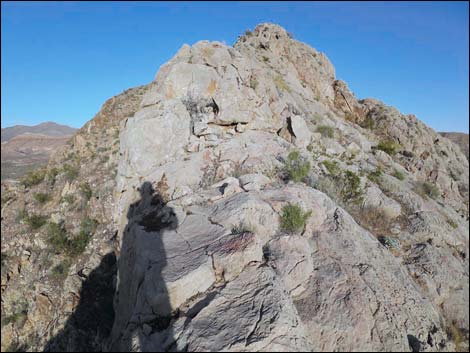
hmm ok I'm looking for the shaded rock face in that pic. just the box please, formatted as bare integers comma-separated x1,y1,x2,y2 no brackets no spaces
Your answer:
1,23,469,352
440,132,469,161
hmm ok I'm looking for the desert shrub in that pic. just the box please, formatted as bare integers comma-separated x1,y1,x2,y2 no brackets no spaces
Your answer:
79,182,92,200
33,192,51,204
367,168,383,184
46,167,60,185
20,168,46,187
49,259,71,282
231,223,255,235
446,321,468,352
262,56,269,63
67,217,99,255
244,29,252,36
274,75,291,92
280,203,311,234
24,214,48,230
322,160,340,176
62,194,76,204
47,222,69,253
284,150,311,183
316,125,334,138
62,164,79,181
360,116,375,129
1,304,28,328
392,169,405,181
377,140,400,156
415,181,439,200
447,218,458,229
341,170,362,202
15,208,28,223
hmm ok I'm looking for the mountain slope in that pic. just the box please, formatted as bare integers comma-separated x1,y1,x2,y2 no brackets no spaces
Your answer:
1,24,468,352
440,132,469,160
1,122,77,142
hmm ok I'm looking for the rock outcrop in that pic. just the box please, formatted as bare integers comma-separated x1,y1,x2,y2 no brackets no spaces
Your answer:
1,23,468,352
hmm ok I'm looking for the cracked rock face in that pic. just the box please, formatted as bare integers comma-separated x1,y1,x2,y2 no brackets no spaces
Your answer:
1,23,468,352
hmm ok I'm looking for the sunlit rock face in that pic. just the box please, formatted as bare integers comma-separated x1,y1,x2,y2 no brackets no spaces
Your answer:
1,23,468,352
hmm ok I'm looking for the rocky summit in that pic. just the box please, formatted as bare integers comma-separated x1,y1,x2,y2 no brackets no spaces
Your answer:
1,23,469,352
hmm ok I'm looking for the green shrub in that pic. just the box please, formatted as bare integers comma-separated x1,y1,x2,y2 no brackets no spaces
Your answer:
49,260,71,282
1,306,28,328
367,168,383,184
360,116,375,129
316,125,334,138
24,214,48,230
79,182,92,200
447,219,458,229
62,164,79,181
231,223,256,235
244,29,252,36
62,194,76,204
392,169,405,181
415,182,440,200
322,160,340,176
33,192,51,204
284,151,311,183
46,167,60,185
67,217,99,256
274,75,291,92
262,56,269,63
280,203,311,234
47,222,69,253
377,140,400,155
20,168,46,187
341,170,362,202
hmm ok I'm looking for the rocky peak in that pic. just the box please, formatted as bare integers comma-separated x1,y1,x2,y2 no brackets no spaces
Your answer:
1,23,468,352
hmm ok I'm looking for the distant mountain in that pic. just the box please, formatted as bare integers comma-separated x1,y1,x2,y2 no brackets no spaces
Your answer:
1,122,76,180
1,121,77,142
440,132,469,160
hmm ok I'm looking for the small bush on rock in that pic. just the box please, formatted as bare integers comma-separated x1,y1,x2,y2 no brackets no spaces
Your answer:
284,150,311,183
280,203,311,234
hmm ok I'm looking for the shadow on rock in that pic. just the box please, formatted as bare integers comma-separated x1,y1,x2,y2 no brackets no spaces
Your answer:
44,252,117,352
106,181,179,352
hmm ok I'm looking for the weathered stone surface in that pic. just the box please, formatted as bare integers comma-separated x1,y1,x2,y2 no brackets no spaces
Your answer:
1,23,468,353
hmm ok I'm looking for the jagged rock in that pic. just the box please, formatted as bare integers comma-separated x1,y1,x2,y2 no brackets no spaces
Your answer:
1,23,468,353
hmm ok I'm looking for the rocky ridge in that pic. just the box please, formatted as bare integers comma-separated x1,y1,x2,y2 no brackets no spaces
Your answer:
1,23,468,352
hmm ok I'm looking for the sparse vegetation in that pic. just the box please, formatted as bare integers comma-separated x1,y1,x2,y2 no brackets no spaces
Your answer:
79,182,92,200
392,169,405,181
45,167,60,185
446,321,468,352
274,75,291,92
377,139,400,156
360,115,375,129
33,192,51,204
280,203,311,234
322,160,340,176
49,259,71,282
447,218,458,229
1,305,28,328
262,56,269,63
47,217,98,256
24,213,48,230
62,164,79,181
244,29,252,36
62,194,76,204
367,168,383,184
20,168,46,187
284,150,311,183
415,181,439,200
316,125,334,138
231,223,256,235
341,170,363,202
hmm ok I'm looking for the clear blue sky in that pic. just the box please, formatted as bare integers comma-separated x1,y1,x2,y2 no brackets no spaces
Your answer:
1,1,469,132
